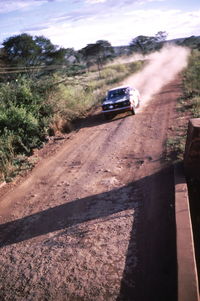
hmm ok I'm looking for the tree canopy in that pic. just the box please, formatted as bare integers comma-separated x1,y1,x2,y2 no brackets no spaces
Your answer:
129,31,168,54
2,33,70,68
79,40,114,72
180,36,200,49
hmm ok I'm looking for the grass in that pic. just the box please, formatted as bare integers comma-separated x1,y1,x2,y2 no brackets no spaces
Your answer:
165,134,187,161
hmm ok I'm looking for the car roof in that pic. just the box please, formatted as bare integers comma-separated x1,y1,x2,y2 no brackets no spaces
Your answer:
108,85,131,92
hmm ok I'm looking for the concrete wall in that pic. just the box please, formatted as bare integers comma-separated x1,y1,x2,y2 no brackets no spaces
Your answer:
175,118,200,301
175,163,199,301
184,118,200,177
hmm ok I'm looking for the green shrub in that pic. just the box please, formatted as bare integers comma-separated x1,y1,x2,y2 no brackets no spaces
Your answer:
182,50,200,118
100,68,118,79
191,96,200,117
166,50,200,163
128,60,144,72
0,105,42,154
0,132,35,182
0,130,15,181
166,136,187,161
110,64,127,73
183,50,200,97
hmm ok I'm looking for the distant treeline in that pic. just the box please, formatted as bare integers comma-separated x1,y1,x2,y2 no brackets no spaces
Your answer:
0,31,182,80
114,35,200,56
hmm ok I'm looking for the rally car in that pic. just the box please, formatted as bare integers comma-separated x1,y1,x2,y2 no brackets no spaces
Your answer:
102,85,140,118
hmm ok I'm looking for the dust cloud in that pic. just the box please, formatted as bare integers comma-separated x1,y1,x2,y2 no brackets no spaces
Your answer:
123,44,190,108
108,53,145,65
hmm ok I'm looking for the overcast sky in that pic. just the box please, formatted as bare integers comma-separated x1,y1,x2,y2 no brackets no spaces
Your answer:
0,0,200,50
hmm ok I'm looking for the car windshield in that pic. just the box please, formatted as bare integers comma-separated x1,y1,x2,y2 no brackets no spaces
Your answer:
107,88,128,99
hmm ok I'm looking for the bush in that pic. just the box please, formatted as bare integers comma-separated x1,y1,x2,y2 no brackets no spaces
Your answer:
0,106,41,154
100,68,118,79
182,50,200,118
191,96,200,117
0,130,15,181
183,50,200,97
166,50,200,163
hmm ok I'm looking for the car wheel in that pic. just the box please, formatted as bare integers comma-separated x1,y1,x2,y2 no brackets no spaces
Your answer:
104,114,111,120
131,108,136,115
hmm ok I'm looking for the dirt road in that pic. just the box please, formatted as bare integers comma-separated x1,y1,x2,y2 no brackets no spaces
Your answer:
0,47,188,301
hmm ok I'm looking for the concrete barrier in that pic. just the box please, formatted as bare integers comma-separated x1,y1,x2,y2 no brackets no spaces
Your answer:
175,162,199,301
184,118,200,177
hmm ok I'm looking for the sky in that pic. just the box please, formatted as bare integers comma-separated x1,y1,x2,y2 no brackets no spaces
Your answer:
0,0,200,50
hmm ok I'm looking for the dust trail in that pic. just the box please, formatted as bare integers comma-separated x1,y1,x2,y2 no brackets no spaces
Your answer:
123,44,190,109
108,53,145,65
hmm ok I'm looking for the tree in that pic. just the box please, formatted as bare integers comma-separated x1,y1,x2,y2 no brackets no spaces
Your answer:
79,40,114,74
181,36,200,49
79,43,98,72
95,40,114,63
2,33,68,69
33,35,57,65
0,48,10,82
154,31,168,50
155,31,168,43
129,31,168,54
129,35,157,54
3,33,38,66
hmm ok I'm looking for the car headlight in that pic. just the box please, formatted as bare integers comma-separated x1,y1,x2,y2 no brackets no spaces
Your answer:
102,105,109,110
124,100,130,105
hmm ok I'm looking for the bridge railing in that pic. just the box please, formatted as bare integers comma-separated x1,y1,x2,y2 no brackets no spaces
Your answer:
175,118,200,301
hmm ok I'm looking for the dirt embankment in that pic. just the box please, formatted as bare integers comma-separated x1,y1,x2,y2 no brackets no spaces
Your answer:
0,46,189,301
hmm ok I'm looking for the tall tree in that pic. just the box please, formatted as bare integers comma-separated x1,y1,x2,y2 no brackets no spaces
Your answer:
155,31,168,43
95,40,114,65
129,31,168,54
3,33,38,66
79,40,114,74
129,35,156,54
2,33,69,69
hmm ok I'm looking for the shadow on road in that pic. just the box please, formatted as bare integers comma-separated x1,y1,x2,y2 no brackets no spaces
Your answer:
0,167,177,301
73,109,133,130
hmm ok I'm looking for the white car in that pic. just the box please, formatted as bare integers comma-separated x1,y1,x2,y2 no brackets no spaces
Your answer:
102,85,140,118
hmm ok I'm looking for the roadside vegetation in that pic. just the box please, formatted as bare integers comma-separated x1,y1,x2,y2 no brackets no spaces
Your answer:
166,49,200,161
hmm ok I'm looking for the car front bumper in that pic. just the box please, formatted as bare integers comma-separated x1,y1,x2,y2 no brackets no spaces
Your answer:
102,105,132,114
